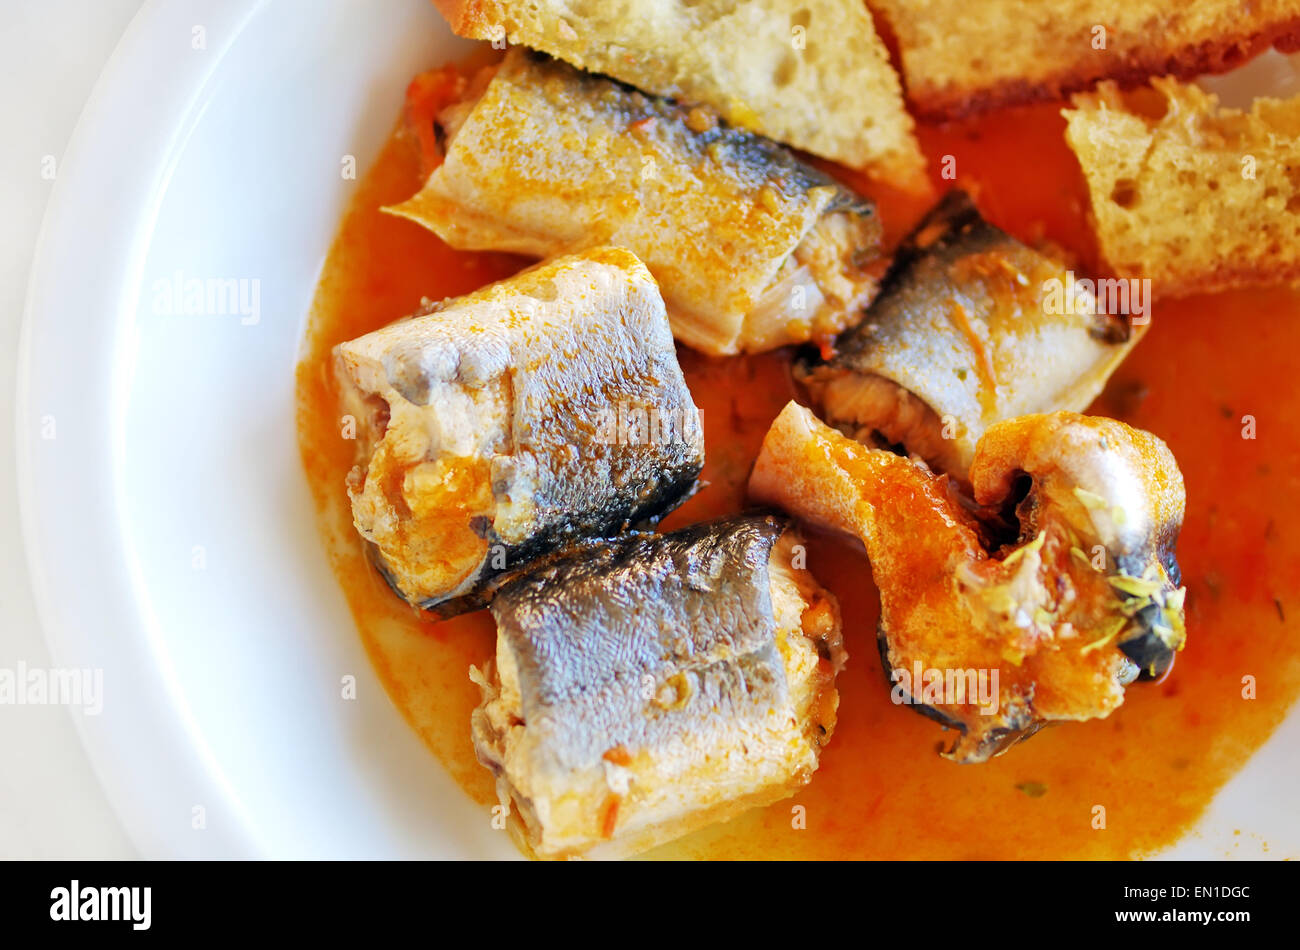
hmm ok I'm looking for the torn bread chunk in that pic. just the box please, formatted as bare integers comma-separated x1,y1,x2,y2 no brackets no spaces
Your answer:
750,402,1186,763
1065,77,1300,297
869,0,1300,119
796,191,1140,478
333,247,704,616
431,0,924,182
471,514,846,859
388,48,887,356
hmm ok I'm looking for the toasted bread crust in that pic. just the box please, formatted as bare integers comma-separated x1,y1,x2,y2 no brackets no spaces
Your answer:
870,1,1300,120
431,0,500,36
1064,77,1300,298
1083,258,1300,300
1163,260,1300,299
431,0,925,185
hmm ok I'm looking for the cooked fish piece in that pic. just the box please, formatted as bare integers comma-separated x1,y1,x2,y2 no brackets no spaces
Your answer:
334,247,704,616
796,191,1140,477
750,402,1186,763
432,0,927,180
472,514,846,859
388,48,887,356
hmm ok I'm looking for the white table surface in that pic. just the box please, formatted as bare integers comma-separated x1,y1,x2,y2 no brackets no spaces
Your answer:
1,0,145,859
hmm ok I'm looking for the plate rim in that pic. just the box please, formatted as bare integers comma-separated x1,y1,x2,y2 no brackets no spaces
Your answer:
16,0,1299,860
16,0,271,858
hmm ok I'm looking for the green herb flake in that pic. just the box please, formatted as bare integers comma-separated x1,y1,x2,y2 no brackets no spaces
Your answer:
1081,616,1129,655
1108,574,1162,598
1001,530,1046,569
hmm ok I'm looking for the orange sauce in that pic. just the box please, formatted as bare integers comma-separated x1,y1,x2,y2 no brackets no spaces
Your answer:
296,99,1300,859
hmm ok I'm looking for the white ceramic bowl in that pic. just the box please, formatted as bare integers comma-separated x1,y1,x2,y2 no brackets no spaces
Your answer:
17,0,1299,857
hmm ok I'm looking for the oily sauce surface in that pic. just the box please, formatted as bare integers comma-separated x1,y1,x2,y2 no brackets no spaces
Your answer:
296,101,1300,859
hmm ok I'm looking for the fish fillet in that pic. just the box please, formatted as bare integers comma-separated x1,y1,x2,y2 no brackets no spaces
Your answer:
390,48,886,356
797,191,1140,477
750,402,1186,762
334,247,704,615
431,0,926,180
472,514,846,858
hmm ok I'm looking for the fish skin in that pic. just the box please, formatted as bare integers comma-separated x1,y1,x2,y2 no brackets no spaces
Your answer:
475,513,845,857
796,190,1138,477
388,48,885,356
334,247,704,616
491,515,792,775
749,401,1187,763
969,412,1187,680
430,0,927,178
872,622,1049,762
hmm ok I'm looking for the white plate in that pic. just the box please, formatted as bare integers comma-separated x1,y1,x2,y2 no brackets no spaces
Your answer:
17,0,1299,858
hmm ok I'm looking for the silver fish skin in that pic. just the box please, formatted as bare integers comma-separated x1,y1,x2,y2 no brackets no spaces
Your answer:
473,513,845,859
969,412,1187,681
334,247,704,616
796,190,1139,477
389,48,886,356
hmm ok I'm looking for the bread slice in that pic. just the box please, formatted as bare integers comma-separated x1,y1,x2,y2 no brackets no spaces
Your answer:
431,0,925,185
1064,77,1300,297
869,0,1300,119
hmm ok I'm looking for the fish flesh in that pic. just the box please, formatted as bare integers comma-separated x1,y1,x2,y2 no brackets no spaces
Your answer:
389,48,887,356
430,0,927,179
471,513,846,859
750,402,1186,763
796,191,1140,477
333,247,704,615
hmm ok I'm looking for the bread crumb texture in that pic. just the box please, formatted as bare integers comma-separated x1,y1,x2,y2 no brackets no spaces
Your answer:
869,0,1300,118
1065,77,1300,297
433,0,924,184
